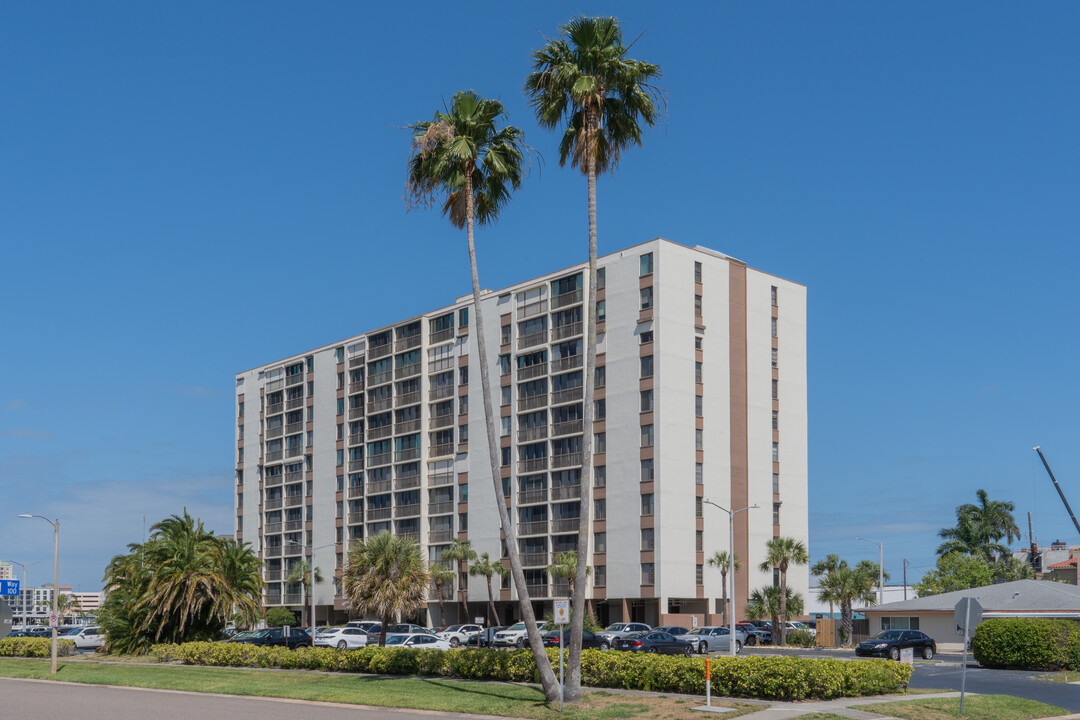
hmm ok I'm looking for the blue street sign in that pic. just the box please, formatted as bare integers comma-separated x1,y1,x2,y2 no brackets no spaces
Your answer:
0,580,20,596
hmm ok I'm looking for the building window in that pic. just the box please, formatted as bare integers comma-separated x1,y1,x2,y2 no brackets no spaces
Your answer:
696,497,703,518
501,386,511,406
459,307,469,328
772,379,779,400
771,317,777,337
696,395,703,417
501,447,511,467
695,336,703,350
696,564,704,585
640,424,654,447
641,563,655,585
641,356,654,378
641,528,654,550
501,325,511,345
594,465,606,486
640,287,653,310
336,450,344,467
459,424,468,443
640,253,653,276
640,330,653,344
595,565,607,586
641,493,655,515
881,617,920,631
772,410,778,431
499,355,510,375
772,442,779,462
595,366,606,387
595,398,606,420
597,299,606,322
773,473,780,493
695,294,702,317
772,348,778,368
694,261,702,283
459,484,468,502
459,512,468,531
695,361,702,383
771,285,778,306
337,398,344,415
773,502,781,525
501,417,511,437
336,347,345,363
596,267,606,289
594,498,606,520
696,530,704,552
696,462,703,484
459,394,468,414
696,429,703,451
641,459,654,481
594,432,606,453
595,532,607,553
640,389,653,412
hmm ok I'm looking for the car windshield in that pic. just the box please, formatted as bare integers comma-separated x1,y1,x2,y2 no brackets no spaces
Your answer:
622,632,646,640
686,628,709,636
443,625,462,633
604,624,627,632
871,631,905,640
506,622,527,631
384,635,408,645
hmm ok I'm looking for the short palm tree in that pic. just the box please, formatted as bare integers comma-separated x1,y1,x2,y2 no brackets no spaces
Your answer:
342,532,428,647
284,559,324,629
526,17,662,700
707,551,740,626
993,554,1035,582
758,537,809,646
429,563,455,626
407,90,558,701
819,561,881,646
469,552,510,626
746,586,804,641
546,550,591,596
440,538,476,622
810,554,848,620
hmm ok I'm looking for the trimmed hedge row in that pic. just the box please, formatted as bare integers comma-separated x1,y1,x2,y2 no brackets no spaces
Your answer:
973,618,1080,671
0,638,77,658
150,643,912,700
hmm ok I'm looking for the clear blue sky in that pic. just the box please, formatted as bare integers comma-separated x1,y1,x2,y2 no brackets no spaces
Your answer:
2,2,1078,593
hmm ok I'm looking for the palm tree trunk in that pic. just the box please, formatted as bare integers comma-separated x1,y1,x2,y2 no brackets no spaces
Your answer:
568,103,599,704
464,168,559,701
778,569,788,646
721,570,729,626
436,581,446,625
485,576,498,627
841,602,853,647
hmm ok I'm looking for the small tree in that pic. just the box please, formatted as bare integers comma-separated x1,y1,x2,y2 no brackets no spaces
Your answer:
546,550,590,597
429,563,455,626
810,554,848,619
441,538,476,622
284,559,323,627
758,537,809,646
468,552,509,626
707,551,740,626
916,552,993,596
343,532,429,647
746,586,803,641
265,608,297,627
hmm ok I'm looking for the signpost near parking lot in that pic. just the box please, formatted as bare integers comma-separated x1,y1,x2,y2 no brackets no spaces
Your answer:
955,597,983,715
554,599,569,711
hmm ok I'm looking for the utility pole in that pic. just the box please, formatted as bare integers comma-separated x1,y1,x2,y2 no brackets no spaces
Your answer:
1027,512,1039,570
903,559,909,601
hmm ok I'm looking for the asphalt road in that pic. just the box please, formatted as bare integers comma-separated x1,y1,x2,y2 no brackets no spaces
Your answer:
910,662,1080,713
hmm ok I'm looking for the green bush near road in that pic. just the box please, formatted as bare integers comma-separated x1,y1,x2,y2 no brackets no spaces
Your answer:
973,618,1080,671
0,638,77,657
150,642,912,700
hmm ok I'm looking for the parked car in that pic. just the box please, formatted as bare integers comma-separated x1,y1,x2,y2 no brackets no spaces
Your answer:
5,630,34,638
494,621,551,648
676,626,746,654
743,620,775,644
225,630,262,643
232,627,312,649
786,621,816,637
365,623,433,646
463,626,505,647
653,625,690,637
436,624,483,648
384,633,453,650
613,631,693,656
63,626,105,650
595,622,652,646
345,620,380,633
315,626,370,649
735,622,766,645
540,628,609,650
855,630,936,660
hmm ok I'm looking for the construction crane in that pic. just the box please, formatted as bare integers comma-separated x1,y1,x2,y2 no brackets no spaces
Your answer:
1033,446,1080,537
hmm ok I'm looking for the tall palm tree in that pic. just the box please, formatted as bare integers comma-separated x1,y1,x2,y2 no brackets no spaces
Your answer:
440,538,477,623
938,489,1020,562
810,554,848,620
469,552,510,626
342,532,428,647
758,537,809,646
820,561,881,646
284,559,323,628
707,551,740,626
526,17,662,701
407,90,559,701
746,586,803,640
429,563,455,626
546,550,591,596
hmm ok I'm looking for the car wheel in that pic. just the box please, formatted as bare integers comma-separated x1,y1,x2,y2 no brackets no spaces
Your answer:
683,645,693,657
337,640,347,649
889,647,900,661
647,647,657,654
450,637,460,648
517,637,527,649
746,636,756,646
735,640,742,653
699,641,708,654
922,646,934,660
599,641,609,651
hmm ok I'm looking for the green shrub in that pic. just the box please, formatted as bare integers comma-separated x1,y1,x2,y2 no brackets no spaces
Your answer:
153,642,910,700
0,638,77,658
973,618,1080,671
265,608,297,627
787,629,815,648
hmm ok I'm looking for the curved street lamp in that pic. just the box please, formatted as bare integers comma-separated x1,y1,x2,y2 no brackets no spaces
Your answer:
19,514,60,674
702,499,759,657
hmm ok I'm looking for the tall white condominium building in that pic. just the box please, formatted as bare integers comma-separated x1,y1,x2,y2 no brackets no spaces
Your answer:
235,239,807,628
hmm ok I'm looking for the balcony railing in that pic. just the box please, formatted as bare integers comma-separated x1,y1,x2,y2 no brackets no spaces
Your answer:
349,376,365,391
286,397,305,411
518,426,548,443
551,420,583,438
286,374,304,387
395,391,421,408
518,457,548,473
283,544,303,557
394,334,422,352
399,532,420,544
264,593,283,605
518,521,548,536
521,552,548,567
347,512,364,525
395,448,421,462
367,479,392,495
428,501,454,515
266,426,284,440
551,518,580,533
429,385,454,401
429,328,455,345
348,459,364,472
517,299,548,320
348,355,366,369
429,443,454,458
517,363,547,381
428,529,454,544
284,593,302,604
347,484,364,499
264,545,283,557
284,495,304,508
348,433,364,446
395,503,421,518
525,583,548,598
265,450,284,462
285,422,303,435
396,363,421,380
551,484,582,500
266,402,283,415
551,322,583,342
517,330,548,350
395,475,421,490
264,570,282,582
552,288,583,309
348,407,364,420
266,379,284,392
430,414,454,429
395,419,421,435
368,425,392,440
264,474,283,487
285,470,303,483
367,507,392,520
551,354,583,373
518,489,548,505
368,343,392,360
429,473,454,487
517,395,548,412
551,387,583,405
285,446,304,458
264,522,282,534
368,452,392,467
551,453,583,470
265,498,284,510
552,580,570,597
368,370,392,386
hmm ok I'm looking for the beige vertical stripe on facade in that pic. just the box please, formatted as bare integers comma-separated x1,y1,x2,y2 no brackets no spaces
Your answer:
728,260,750,621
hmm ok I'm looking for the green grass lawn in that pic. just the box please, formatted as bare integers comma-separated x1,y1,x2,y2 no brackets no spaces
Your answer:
856,695,1068,720
0,658,759,720
1038,671,1080,684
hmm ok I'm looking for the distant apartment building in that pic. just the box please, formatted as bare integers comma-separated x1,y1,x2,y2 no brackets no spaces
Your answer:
0,563,12,580
235,238,808,627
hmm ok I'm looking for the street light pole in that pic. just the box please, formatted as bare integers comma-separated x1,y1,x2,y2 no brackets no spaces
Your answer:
7,560,43,628
285,540,335,647
19,514,60,674
703,499,759,658
854,537,884,605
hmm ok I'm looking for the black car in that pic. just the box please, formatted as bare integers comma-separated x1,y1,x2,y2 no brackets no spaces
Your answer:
613,631,693,656
463,626,506,647
735,622,766,645
855,630,936,660
233,627,312,650
540,629,609,651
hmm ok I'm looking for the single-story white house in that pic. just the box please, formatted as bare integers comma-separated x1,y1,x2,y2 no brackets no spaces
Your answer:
860,579,1080,652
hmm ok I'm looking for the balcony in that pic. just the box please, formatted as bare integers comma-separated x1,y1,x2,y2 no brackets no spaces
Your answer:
348,433,364,446
394,335,422,352
285,446,304,459
396,363,421,380
264,474,283,488
395,391,421,408
429,472,454,487
430,414,454,429
518,488,548,505
428,501,454,515
264,570,283,582
551,322,583,342
264,545,283,557
284,593,302,604
265,498,284,510
285,470,303,483
518,457,548,474
550,420,582,438
552,288,583,309
518,426,548,443
347,484,364,499
285,520,303,532
265,594,283,606
286,374,304,388
395,419,421,435
349,376,365,391
395,475,421,490
551,484,582,500
264,522,282,534
348,459,364,472
553,580,570,597
517,330,548,350
368,343,392,360
517,299,548,320
368,370,392,386
429,443,454,458
266,426,284,440
266,402,284,415
551,453,583,470
518,521,548,536
367,479,392,495
428,529,454,544
395,503,421,518
286,422,303,436
525,583,549,598
348,406,365,420
348,355,366,369
286,397,305,411
266,379,284,392
368,425,392,440
521,553,547,567
284,495,304,508
429,328,455,345
265,451,284,462
399,532,420,544
367,507,392,521
517,395,547,412
517,363,547,381
551,387,583,405
368,452,392,467
551,518,580,534
429,385,454,401
395,448,421,462
551,354,582,373
347,512,364,525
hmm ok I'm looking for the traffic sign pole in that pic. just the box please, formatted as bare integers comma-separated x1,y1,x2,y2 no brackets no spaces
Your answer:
960,600,970,715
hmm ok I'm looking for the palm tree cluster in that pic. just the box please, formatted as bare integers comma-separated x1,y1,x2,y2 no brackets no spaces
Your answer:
98,511,263,654
937,489,1021,562
815,559,886,646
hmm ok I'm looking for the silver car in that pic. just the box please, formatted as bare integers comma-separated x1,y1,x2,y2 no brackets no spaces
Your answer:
595,622,652,645
675,626,747,654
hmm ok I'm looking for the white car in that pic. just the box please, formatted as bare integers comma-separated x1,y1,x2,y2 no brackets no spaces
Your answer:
436,624,482,648
315,626,370,649
384,633,452,650
64,627,105,649
494,621,551,648
786,621,816,637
